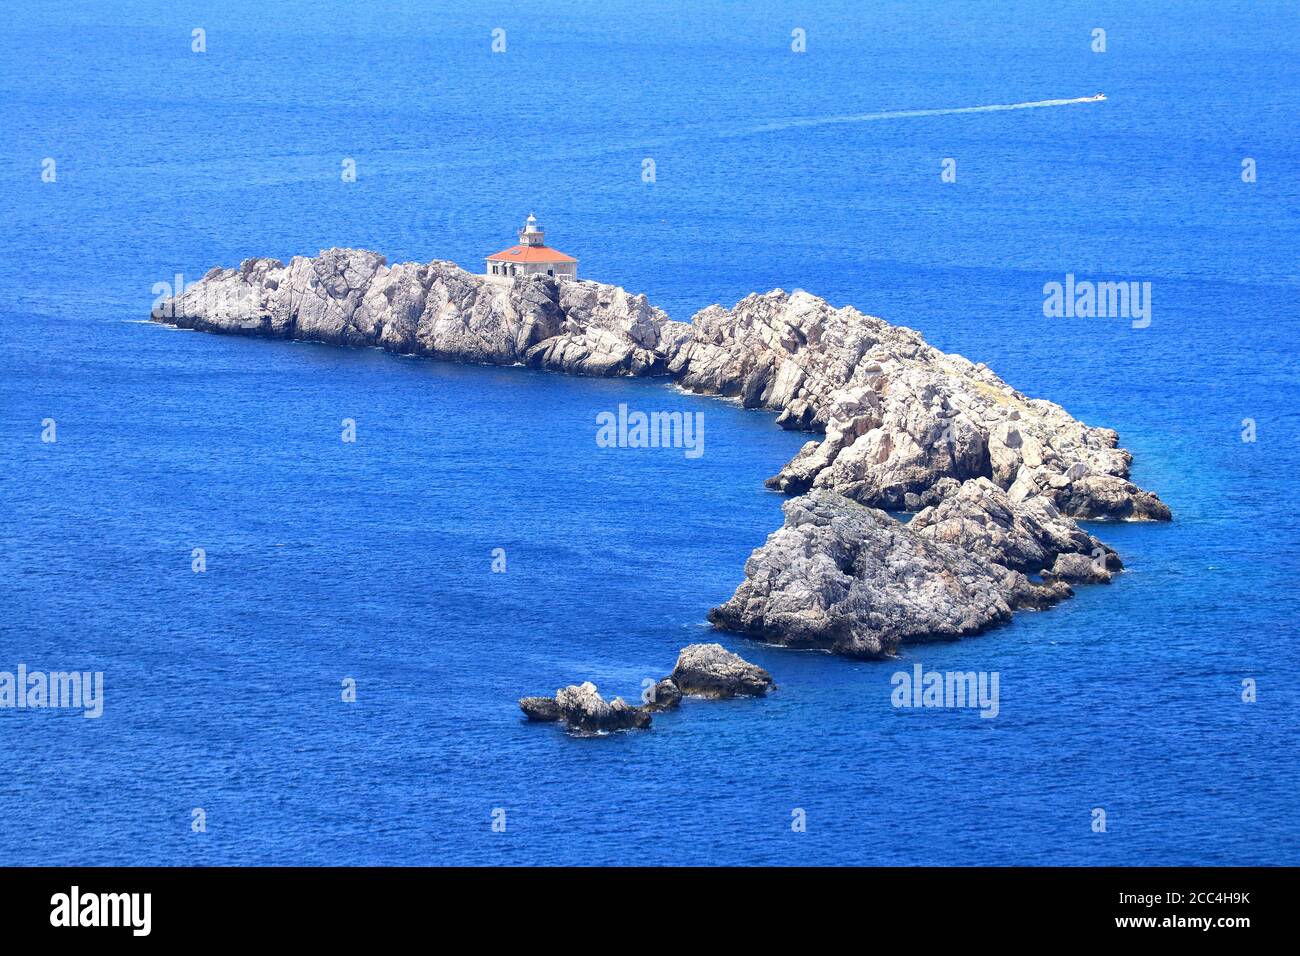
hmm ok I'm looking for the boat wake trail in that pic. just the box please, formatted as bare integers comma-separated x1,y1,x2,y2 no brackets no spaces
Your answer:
740,96,1105,135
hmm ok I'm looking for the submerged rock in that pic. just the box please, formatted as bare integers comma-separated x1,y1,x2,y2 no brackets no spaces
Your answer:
669,643,775,698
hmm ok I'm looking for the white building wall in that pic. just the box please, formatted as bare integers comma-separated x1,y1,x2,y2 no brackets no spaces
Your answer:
485,259,577,279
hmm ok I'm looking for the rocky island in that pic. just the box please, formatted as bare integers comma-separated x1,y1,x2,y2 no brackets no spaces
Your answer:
153,249,1170,664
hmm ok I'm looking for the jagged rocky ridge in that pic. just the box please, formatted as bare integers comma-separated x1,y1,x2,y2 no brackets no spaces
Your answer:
157,250,669,376
519,643,773,735
154,249,1171,659
709,485,1096,659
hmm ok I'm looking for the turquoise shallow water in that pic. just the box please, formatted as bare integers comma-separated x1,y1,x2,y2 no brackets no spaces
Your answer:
0,0,1297,864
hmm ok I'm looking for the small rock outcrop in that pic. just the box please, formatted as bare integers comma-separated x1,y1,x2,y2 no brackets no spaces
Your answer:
553,682,652,734
519,646,769,735
518,681,655,735
642,678,683,712
1045,551,1115,584
669,643,775,698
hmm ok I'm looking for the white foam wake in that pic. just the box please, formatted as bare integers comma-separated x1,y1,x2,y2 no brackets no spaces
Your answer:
741,96,1104,135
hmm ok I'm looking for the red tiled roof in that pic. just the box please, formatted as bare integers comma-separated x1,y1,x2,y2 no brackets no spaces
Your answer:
486,244,577,263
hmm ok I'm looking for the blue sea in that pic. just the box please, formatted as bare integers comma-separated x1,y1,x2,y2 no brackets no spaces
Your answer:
1,0,1297,865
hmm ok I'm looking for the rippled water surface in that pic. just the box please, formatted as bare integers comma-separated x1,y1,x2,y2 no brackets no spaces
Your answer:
0,0,1296,864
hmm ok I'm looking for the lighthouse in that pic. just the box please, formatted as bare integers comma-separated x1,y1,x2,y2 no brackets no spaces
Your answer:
485,214,578,280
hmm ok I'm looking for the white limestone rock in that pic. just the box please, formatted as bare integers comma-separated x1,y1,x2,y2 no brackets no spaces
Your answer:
909,477,1120,575
668,643,775,698
708,490,1071,659
662,289,1169,523
157,249,664,377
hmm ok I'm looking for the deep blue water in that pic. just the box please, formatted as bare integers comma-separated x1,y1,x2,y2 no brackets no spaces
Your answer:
1,0,1297,865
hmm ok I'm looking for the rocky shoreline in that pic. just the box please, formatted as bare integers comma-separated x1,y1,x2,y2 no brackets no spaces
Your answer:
153,249,1170,666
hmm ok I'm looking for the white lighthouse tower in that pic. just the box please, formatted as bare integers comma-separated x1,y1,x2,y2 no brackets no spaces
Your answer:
519,213,545,247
